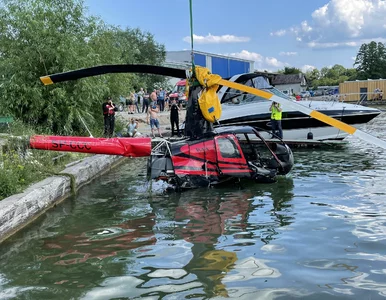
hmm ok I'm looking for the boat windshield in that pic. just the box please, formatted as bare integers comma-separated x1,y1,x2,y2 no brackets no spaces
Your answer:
221,75,292,104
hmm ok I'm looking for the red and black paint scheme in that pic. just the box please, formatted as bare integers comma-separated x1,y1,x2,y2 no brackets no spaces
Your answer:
147,126,293,190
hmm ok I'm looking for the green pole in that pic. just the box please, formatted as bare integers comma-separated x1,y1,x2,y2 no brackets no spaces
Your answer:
189,0,195,72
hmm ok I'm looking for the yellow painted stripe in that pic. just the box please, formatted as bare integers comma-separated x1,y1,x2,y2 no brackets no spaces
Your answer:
310,110,357,135
40,76,54,85
219,79,274,100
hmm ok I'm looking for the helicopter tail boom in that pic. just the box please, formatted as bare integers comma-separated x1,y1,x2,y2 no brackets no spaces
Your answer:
30,135,152,157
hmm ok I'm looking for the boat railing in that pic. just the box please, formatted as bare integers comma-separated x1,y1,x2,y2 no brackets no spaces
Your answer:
309,92,385,105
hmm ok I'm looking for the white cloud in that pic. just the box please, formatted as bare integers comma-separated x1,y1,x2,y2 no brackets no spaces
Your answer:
307,37,386,48
279,51,298,56
227,50,263,62
265,57,283,68
301,65,316,73
182,33,250,44
226,50,287,71
287,0,386,48
270,29,286,37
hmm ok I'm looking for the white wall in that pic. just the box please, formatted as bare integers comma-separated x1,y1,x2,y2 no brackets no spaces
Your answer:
275,83,303,95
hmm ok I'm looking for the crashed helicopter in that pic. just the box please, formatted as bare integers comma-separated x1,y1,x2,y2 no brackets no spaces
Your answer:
31,65,294,190
31,63,386,190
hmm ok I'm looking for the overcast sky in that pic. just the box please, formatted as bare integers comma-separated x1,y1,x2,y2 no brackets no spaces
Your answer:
84,0,386,72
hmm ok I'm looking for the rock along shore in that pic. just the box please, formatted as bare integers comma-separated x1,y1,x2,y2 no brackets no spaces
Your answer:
0,154,125,243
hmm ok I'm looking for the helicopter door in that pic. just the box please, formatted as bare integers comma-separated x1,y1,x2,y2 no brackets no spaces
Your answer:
214,135,251,178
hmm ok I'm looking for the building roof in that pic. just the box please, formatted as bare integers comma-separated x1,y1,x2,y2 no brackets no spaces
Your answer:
166,50,254,63
343,78,386,83
271,74,306,85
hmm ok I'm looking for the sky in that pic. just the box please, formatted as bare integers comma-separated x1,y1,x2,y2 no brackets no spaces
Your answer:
84,0,386,73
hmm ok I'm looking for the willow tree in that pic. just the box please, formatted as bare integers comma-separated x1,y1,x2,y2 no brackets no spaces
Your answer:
88,26,166,97
0,0,166,135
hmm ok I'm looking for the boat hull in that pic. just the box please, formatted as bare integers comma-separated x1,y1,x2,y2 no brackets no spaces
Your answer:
218,101,381,141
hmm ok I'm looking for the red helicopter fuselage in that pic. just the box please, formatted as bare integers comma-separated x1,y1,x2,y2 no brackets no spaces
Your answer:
147,126,294,190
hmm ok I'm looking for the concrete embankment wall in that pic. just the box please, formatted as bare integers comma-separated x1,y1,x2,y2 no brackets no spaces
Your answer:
0,154,125,243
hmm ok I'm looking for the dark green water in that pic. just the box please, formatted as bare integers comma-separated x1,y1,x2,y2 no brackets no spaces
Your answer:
1,114,386,299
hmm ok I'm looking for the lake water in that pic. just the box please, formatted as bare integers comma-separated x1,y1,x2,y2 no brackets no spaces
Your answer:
1,112,386,299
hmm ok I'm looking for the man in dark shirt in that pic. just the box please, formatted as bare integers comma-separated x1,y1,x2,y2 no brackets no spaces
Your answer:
169,99,180,136
158,88,166,112
102,96,116,137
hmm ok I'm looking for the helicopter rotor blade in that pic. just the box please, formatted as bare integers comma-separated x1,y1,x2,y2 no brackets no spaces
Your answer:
40,64,187,85
219,79,386,150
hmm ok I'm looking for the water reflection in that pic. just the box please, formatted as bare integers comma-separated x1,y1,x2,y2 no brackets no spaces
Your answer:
146,181,294,298
8,128,386,300
79,183,295,299
169,191,250,297
0,169,297,299
39,213,156,265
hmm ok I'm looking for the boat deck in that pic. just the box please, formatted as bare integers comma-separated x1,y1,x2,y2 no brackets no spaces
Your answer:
263,138,348,148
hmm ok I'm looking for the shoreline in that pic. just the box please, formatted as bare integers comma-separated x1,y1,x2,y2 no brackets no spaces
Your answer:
0,154,126,243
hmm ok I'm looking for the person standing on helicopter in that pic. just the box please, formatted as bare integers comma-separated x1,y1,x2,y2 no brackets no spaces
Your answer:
269,101,283,139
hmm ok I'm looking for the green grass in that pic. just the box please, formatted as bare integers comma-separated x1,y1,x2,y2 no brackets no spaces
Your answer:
0,147,90,200
0,121,92,200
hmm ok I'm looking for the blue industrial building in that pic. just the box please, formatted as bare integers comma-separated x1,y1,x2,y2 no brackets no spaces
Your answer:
165,50,254,78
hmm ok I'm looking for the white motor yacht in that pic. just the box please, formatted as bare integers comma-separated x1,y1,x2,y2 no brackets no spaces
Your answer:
217,73,381,141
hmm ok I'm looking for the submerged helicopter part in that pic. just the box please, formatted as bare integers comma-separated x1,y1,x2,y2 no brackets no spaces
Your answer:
147,126,294,190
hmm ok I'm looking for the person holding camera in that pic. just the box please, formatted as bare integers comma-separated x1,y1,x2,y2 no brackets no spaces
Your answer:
169,99,180,137
269,101,283,139
102,96,117,137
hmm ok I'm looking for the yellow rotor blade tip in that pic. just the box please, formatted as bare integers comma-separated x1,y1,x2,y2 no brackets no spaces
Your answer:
40,76,54,85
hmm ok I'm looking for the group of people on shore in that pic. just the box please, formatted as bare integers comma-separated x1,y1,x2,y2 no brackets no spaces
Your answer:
103,92,282,140
102,89,181,138
125,88,171,114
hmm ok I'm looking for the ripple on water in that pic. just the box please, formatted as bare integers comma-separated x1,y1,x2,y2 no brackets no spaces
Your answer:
147,269,187,279
80,276,202,300
85,227,133,241
260,244,286,253
222,257,281,282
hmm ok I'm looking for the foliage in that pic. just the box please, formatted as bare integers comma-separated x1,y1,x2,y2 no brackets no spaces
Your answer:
0,140,90,200
277,41,386,89
0,0,166,136
278,67,302,75
304,65,358,89
354,41,386,80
